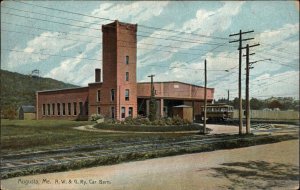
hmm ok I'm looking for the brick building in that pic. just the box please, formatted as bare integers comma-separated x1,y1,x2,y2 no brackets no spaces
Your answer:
36,20,214,121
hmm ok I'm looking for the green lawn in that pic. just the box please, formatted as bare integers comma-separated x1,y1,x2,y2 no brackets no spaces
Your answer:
1,119,189,154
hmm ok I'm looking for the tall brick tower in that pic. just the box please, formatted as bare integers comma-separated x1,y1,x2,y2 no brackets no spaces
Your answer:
101,20,138,120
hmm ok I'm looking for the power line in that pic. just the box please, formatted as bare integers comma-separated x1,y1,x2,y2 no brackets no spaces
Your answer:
1,26,238,59
12,0,113,22
2,21,237,55
2,12,101,31
255,54,298,69
2,11,234,47
2,5,104,27
1,29,101,45
2,5,230,45
142,64,233,72
2,21,102,39
12,0,230,41
1,48,102,61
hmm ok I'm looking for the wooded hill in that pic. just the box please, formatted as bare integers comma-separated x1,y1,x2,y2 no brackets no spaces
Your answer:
1,69,79,109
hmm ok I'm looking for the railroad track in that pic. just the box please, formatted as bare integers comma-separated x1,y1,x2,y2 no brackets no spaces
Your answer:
1,125,298,177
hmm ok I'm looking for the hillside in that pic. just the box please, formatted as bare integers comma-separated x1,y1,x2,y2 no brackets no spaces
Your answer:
1,69,79,108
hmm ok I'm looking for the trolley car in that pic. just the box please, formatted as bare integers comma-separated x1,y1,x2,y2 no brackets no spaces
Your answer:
200,104,234,121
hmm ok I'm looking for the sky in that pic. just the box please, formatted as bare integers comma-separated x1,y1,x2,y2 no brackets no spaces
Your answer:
1,1,299,100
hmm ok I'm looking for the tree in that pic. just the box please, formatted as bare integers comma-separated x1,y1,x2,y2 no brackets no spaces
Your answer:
250,98,264,110
2,106,17,119
231,97,245,109
149,87,156,121
148,75,156,121
268,100,283,110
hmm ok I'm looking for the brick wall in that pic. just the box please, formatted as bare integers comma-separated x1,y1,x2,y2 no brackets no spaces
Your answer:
36,87,89,120
137,82,214,101
102,21,138,120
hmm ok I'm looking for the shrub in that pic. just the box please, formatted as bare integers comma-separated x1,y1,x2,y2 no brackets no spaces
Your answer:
139,117,151,125
171,115,183,125
164,117,173,125
124,116,134,125
101,115,191,126
2,106,17,120
90,114,104,121
104,118,119,124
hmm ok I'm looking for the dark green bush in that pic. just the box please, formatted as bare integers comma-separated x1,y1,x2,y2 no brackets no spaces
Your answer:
102,115,191,126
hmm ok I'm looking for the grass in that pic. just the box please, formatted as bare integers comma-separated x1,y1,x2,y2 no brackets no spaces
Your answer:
95,123,208,132
1,119,189,154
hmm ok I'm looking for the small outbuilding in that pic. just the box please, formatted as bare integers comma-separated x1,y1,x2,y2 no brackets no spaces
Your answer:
19,105,36,120
172,105,193,122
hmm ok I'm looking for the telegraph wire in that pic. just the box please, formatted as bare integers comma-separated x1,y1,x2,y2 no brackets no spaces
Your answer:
2,12,234,47
1,29,101,45
1,27,239,59
2,12,101,31
1,27,239,60
1,48,102,61
12,0,230,41
1,5,104,27
2,21,236,53
2,21,102,39
4,5,215,44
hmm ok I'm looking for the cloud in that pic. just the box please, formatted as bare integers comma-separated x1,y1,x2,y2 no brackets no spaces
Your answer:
137,2,244,68
88,1,169,23
6,31,78,69
183,2,244,33
250,71,299,99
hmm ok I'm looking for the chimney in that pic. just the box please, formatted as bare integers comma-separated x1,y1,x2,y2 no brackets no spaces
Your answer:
95,68,101,82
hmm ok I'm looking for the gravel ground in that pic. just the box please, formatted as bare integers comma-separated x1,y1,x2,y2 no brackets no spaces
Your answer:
2,139,298,190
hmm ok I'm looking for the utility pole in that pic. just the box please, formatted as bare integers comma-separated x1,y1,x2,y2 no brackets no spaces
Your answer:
227,89,230,104
203,59,207,134
148,74,156,121
229,30,254,135
242,43,260,134
245,45,250,134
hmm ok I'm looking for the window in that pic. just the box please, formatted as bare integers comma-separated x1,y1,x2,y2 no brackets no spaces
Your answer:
121,107,126,118
97,90,101,102
111,107,115,119
97,107,101,114
73,102,77,115
52,104,55,115
125,72,129,81
125,89,129,101
111,89,115,101
68,103,71,115
79,102,83,115
128,107,133,117
62,103,66,115
42,104,46,115
57,103,61,115
47,104,50,115
125,55,129,64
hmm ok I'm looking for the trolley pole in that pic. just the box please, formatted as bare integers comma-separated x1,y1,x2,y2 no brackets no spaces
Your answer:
203,59,207,134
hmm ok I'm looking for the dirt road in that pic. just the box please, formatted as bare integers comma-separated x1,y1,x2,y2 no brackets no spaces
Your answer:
2,139,298,190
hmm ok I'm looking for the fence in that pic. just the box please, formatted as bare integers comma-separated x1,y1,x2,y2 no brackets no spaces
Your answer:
233,109,299,120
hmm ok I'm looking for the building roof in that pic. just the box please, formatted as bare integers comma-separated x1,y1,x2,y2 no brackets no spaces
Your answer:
137,81,214,90
173,105,192,108
20,105,35,113
36,86,88,93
